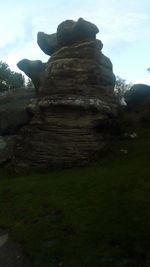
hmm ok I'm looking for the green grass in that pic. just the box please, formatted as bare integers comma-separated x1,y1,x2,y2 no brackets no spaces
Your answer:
0,130,150,266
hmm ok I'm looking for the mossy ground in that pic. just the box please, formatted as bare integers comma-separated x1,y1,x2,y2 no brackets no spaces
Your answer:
0,129,149,267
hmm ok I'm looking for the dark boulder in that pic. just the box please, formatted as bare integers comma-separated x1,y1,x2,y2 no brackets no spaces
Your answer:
0,89,35,168
122,84,150,130
0,89,35,135
124,84,150,108
37,32,60,56
17,59,46,93
57,17,99,46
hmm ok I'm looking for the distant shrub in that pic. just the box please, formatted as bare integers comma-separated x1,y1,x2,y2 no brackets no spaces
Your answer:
0,61,25,92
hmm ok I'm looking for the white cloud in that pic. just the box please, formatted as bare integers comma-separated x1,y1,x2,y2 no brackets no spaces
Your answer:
4,41,49,74
0,0,150,84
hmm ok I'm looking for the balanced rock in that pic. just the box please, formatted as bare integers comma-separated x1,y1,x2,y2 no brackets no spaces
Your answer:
37,32,60,56
14,18,117,172
17,59,46,93
57,17,99,46
37,18,99,56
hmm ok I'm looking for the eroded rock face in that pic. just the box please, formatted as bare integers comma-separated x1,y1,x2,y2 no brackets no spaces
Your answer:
0,88,35,135
0,89,36,168
37,32,60,56
14,96,116,171
42,40,114,99
17,59,46,93
14,18,117,172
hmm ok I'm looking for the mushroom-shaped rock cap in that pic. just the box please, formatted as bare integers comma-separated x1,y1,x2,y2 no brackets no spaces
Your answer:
17,59,45,76
57,17,99,46
37,32,60,56
17,59,46,89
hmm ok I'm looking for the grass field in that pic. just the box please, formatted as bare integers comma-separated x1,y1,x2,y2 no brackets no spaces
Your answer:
0,130,149,266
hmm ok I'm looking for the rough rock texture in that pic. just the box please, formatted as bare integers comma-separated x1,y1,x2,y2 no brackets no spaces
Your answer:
0,88,35,135
41,40,114,99
14,97,116,171
0,89,35,167
15,18,117,171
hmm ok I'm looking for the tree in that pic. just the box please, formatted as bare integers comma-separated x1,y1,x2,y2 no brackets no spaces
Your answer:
0,62,10,91
115,76,132,105
0,61,25,92
26,78,34,89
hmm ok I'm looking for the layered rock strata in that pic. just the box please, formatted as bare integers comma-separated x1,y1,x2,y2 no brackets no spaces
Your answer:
15,18,116,171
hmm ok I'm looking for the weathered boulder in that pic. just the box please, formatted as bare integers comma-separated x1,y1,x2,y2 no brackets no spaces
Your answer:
42,40,114,99
123,84,150,129
37,32,60,56
0,89,36,170
17,59,46,93
57,18,99,46
37,18,99,55
14,18,117,172
124,84,150,108
14,95,116,171
0,88,35,135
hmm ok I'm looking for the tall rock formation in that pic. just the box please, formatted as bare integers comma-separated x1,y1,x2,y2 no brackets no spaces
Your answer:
15,18,116,171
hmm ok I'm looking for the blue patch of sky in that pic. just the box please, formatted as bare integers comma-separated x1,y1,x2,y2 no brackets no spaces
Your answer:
0,0,150,83
0,18,34,57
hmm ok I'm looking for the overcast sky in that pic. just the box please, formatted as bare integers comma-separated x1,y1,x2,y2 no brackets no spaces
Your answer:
0,0,150,84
